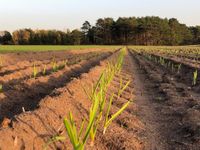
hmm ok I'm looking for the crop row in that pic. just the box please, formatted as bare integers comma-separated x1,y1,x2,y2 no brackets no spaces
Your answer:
0,52,105,93
131,49,199,86
130,46,200,61
45,47,131,150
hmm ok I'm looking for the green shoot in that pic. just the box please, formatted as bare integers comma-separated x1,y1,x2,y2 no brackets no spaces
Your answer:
44,136,66,150
103,100,130,134
168,61,171,68
177,64,182,74
171,63,174,72
88,73,107,145
63,112,94,150
0,84,3,93
43,65,47,75
52,61,58,72
159,57,165,66
63,83,99,150
51,57,58,72
33,63,38,79
58,61,66,70
117,77,130,99
48,47,129,149
193,69,198,86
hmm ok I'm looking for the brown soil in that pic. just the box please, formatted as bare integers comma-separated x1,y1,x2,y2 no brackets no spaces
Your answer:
0,48,199,150
130,50,200,150
143,52,200,87
0,50,113,122
0,48,109,66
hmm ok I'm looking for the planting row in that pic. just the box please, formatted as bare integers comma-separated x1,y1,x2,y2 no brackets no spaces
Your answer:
131,46,200,61
46,48,131,150
0,51,114,123
131,48,200,89
0,52,101,80
129,49,200,149
130,47,200,72
0,48,140,150
0,52,106,93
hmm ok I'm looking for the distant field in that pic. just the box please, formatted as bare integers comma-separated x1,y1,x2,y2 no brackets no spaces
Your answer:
0,45,199,53
129,45,200,49
129,45,200,56
0,45,121,52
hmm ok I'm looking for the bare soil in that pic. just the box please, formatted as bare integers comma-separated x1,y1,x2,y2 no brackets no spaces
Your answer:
130,50,200,150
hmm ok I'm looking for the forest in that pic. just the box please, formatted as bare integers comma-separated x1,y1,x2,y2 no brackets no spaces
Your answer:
0,16,200,45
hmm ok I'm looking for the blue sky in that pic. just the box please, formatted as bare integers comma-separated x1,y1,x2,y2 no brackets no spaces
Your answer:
0,0,200,32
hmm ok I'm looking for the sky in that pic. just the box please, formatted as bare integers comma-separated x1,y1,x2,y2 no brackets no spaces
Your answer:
0,0,200,32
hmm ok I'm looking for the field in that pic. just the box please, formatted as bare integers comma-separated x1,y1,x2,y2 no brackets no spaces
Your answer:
0,45,120,52
0,46,200,150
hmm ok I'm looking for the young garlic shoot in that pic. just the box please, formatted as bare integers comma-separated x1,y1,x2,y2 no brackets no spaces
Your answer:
43,65,47,75
81,73,107,146
51,57,58,72
171,63,174,72
117,77,131,100
103,94,130,134
168,61,171,68
44,136,66,150
47,47,128,149
60,98,98,150
52,61,58,72
193,69,198,86
33,63,38,79
177,64,182,74
0,84,3,93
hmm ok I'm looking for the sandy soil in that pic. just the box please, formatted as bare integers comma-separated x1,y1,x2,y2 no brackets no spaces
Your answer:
130,50,200,150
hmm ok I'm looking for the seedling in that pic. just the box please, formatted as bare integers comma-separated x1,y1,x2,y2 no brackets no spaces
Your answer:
193,69,198,86
63,111,96,150
51,57,58,72
117,77,131,99
171,63,174,72
167,61,171,68
44,136,66,150
177,64,182,74
81,73,107,145
0,84,3,92
148,55,152,60
52,61,58,72
47,47,129,149
43,65,47,75
103,95,130,134
65,59,68,65
61,75,101,150
58,61,66,70
33,63,38,79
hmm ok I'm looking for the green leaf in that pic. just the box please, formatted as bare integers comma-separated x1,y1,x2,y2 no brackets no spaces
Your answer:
104,101,130,133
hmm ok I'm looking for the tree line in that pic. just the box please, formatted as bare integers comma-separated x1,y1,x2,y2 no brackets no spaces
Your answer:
0,16,200,45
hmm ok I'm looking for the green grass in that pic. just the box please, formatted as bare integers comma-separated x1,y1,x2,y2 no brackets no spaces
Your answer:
2,45,198,53
0,45,120,53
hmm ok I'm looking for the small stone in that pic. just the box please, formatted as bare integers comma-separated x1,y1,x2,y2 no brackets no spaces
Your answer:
1,117,11,128
14,136,18,146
